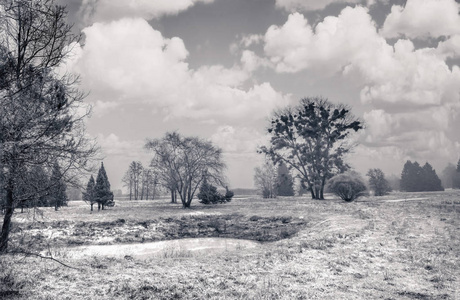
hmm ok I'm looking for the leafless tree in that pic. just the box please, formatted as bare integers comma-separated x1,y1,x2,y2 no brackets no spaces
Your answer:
0,0,97,253
254,160,278,198
145,132,226,208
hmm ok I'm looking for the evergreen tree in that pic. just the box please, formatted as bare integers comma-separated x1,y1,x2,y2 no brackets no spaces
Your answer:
49,163,67,211
400,161,422,192
83,175,96,211
401,160,443,192
366,168,392,196
94,162,114,211
421,163,444,191
276,162,295,196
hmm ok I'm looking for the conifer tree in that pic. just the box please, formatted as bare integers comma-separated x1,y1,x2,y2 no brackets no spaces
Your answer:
94,162,114,211
421,163,444,191
276,162,294,196
83,175,96,211
49,163,68,211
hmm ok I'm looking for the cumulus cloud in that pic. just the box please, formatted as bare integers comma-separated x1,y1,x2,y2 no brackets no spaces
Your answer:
67,18,289,123
262,6,460,171
211,125,268,157
381,0,460,39
78,0,214,25
275,0,361,12
262,7,460,108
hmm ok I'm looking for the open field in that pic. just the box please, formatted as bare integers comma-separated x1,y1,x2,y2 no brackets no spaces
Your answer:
1,191,460,299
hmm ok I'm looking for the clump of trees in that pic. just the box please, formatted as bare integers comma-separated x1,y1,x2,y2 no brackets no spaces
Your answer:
0,0,97,253
400,161,443,192
145,132,227,208
260,97,363,200
327,171,367,202
366,168,392,196
83,163,114,211
122,161,158,200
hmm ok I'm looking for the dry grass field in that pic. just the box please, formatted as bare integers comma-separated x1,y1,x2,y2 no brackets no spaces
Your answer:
1,191,459,299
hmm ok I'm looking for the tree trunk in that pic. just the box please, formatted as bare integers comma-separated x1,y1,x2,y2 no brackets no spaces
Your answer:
98,203,101,211
0,185,14,253
91,203,93,211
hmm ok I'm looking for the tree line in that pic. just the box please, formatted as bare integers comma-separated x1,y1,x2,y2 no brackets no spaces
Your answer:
122,161,158,201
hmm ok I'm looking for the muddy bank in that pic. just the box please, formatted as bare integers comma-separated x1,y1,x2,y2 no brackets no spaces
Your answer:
10,214,308,251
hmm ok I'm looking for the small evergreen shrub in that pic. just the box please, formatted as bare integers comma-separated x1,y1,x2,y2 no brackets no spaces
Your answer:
197,180,233,204
327,171,367,202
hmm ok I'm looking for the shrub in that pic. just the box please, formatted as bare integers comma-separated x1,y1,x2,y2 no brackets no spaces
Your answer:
197,180,233,205
327,171,367,202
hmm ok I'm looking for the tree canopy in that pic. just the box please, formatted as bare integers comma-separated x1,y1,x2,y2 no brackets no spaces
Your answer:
259,97,362,200
145,132,226,208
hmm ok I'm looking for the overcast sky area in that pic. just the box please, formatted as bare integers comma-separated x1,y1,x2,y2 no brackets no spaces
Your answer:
57,0,460,190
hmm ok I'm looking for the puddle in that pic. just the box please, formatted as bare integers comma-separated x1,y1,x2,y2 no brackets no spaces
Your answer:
63,238,260,259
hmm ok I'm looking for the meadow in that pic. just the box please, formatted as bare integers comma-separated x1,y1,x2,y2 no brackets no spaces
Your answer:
1,191,459,299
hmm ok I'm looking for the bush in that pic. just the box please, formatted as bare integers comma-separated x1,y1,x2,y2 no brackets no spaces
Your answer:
197,180,233,205
327,171,367,202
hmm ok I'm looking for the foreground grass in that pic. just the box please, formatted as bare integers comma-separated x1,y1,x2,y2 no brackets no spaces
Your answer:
1,191,460,299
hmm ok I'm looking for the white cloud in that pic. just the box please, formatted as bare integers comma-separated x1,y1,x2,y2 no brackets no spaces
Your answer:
381,0,460,39
68,18,289,123
275,0,361,12
211,125,268,156
78,0,214,25
240,34,264,47
261,6,460,173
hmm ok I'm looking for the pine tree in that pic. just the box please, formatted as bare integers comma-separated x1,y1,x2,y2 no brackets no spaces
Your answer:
401,161,418,192
83,175,96,211
94,162,114,211
401,160,443,192
421,163,444,191
49,163,67,211
276,162,295,196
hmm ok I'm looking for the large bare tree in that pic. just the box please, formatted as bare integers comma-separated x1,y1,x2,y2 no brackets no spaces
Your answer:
0,0,96,253
145,132,226,208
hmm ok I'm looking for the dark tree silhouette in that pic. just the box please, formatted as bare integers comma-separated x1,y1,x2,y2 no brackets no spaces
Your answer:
83,175,96,211
94,163,114,211
400,160,443,192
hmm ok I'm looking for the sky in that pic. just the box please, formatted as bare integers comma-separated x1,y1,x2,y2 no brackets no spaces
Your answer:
57,0,460,190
